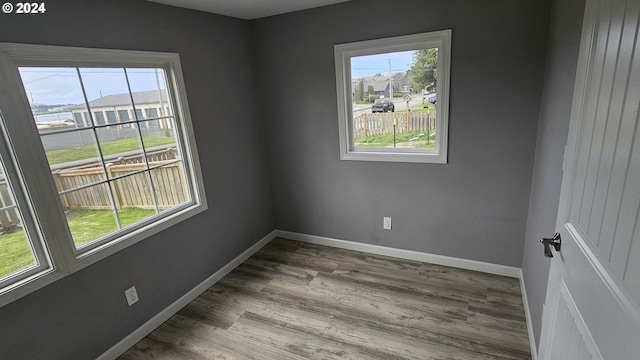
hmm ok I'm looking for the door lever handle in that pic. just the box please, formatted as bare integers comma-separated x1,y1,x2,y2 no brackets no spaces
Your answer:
540,233,561,258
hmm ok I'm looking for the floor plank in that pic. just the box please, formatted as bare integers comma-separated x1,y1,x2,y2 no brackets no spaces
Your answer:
119,238,531,359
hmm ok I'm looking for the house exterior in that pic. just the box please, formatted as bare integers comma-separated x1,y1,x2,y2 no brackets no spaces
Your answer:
352,71,413,99
69,90,173,130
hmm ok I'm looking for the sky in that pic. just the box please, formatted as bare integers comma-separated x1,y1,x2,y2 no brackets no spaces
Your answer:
19,67,167,106
18,53,414,106
351,50,416,79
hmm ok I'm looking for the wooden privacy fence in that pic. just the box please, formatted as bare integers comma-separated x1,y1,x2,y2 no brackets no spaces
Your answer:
0,147,186,230
49,146,180,172
109,147,178,165
0,178,20,231
54,160,187,210
353,111,436,138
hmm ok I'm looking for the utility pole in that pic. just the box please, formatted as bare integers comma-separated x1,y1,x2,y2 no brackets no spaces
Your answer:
388,59,393,99
155,69,169,137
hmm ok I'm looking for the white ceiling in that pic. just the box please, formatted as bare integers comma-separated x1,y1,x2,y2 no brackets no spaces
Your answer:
147,0,352,20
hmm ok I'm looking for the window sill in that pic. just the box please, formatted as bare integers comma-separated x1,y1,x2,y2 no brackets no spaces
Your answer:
341,148,447,164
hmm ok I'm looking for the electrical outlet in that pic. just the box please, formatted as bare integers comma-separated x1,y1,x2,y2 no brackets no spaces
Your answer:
383,217,392,230
124,286,139,306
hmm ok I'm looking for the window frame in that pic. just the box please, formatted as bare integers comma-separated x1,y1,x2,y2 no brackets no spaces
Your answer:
0,43,207,307
334,30,452,164
0,112,55,293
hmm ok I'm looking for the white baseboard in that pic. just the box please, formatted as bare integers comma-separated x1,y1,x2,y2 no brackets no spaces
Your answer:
275,230,521,278
97,230,277,360
519,270,539,360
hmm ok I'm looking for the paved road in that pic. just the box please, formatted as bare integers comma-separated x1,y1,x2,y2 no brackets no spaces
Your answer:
352,93,435,117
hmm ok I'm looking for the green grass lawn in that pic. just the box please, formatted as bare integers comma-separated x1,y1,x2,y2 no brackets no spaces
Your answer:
411,102,436,112
355,130,436,148
0,230,34,279
0,207,156,278
68,207,157,246
45,136,176,165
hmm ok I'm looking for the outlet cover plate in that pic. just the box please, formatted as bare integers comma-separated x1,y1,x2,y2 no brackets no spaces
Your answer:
383,217,392,230
124,286,139,306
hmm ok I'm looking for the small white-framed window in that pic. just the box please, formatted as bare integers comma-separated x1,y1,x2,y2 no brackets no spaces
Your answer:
0,43,207,307
334,30,451,163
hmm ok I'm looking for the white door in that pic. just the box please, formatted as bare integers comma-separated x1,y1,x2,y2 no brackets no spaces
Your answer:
538,0,640,359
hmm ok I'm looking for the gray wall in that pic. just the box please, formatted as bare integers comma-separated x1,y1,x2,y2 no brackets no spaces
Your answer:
0,0,274,359
253,0,551,267
521,0,586,348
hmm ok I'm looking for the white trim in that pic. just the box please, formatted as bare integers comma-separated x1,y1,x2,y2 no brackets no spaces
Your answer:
334,30,451,164
97,230,277,360
275,230,520,278
519,269,539,360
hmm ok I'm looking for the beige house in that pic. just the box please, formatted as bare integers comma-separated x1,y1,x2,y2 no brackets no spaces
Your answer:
70,89,173,130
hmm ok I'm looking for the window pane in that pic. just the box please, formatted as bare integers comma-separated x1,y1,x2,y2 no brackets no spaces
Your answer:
94,111,106,126
146,108,158,119
106,110,117,123
19,68,106,173
111,172,155,212
350,48,437,150
79,68,136,135
15,62,199,254
73,112,84,128
43,128,105,176
0,170,36,280
20,67,87,129
127,68,170,127
118,207,157,228
117,110,130,122
150,163,189,212
112,173,158,227
135,108,144,121
127,68,169,117
78,68,132,117
96,127,146,179
62,184,118,248
0,219,34,279
140,119,177,149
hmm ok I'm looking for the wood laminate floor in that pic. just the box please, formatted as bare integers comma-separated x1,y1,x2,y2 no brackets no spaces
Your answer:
119,238,532,359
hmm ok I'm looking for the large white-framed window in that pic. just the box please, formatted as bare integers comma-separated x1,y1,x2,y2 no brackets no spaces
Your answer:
334,30,451,163
0,43,207,307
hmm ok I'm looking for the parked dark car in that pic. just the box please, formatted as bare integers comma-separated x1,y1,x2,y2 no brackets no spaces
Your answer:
371,100,395,113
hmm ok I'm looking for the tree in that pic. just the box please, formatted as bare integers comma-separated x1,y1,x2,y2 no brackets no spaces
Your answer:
410,48,438,92
367,85,375,103
374,72,383,77
355,79,365,103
